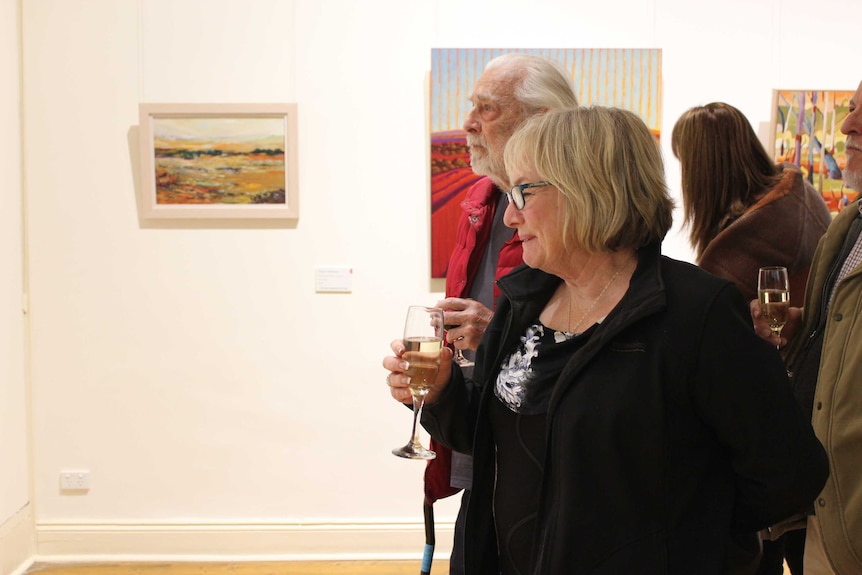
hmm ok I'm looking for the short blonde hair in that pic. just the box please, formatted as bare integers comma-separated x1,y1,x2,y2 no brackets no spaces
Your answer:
504,106,674,253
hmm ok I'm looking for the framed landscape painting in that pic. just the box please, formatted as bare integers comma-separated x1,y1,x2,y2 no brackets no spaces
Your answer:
430,48,662,278
770,89,857,213
138,103,298,220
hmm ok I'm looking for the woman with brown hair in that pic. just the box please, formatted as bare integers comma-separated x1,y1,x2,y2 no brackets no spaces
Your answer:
672,101,831,307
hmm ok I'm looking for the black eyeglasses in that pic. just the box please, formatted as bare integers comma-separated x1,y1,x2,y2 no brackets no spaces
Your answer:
506,181,550,210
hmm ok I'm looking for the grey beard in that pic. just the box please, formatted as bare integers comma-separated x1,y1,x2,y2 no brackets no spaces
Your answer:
845,170,862,194
470,154,508,190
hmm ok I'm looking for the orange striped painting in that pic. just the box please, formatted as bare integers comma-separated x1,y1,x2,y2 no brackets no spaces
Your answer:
430,48,663,278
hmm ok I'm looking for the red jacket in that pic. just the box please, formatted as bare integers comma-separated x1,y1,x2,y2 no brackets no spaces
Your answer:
426,176,523,504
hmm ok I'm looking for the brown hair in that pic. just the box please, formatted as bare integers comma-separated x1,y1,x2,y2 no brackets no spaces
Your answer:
671,102,783,257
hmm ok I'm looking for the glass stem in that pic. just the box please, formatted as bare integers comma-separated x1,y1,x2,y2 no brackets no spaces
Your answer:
408,393,426,449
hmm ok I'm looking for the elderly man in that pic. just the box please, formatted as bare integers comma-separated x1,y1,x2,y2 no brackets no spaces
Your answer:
429,53,577,575
753,79,862,575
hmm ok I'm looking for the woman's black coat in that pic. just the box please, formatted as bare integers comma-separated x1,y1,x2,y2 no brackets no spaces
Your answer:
422,244,828,575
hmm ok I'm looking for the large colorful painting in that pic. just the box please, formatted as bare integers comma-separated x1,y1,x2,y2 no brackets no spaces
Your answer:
430,48,663,278
770,89,857,214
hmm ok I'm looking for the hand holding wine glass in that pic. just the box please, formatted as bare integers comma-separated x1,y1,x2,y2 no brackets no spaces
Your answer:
391,306,444,460
758,266,790,349
436,298,494,368
444,323,475,368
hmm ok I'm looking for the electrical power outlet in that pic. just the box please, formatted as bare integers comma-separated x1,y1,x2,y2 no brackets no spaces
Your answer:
59,470,91,491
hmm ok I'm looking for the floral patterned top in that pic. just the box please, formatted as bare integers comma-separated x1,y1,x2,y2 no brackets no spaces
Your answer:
491,321,594,575
494,322,593,415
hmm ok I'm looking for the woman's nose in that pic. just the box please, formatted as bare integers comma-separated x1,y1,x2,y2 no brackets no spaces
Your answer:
502,196,521,229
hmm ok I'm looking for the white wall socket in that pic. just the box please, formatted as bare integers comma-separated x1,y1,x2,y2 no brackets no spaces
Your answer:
59,470,91,491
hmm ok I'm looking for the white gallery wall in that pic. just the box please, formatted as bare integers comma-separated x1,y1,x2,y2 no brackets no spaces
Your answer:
2,0,861,569
0,0,35,571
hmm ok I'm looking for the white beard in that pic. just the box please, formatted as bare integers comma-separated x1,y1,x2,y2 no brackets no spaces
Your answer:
846,171,862,193
467,139,506,186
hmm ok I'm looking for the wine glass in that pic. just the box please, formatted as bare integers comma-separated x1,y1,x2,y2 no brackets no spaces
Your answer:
392,306,444,460
444,323,475,368
758,266,790,349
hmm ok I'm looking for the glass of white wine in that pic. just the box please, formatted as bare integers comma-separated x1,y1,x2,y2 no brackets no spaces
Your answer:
758,266,790,349
392,306,444,460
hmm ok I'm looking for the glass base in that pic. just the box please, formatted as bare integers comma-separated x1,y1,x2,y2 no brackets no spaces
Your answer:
392,445,436,460
454,350,474,368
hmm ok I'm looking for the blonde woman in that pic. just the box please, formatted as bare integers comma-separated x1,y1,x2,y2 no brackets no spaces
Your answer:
383,107,828,575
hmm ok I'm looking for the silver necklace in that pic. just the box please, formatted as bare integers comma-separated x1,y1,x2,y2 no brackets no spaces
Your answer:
567,265,624,334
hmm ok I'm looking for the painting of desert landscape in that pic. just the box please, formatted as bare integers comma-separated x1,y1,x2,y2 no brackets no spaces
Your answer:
152,116,286,206
429,48,662,278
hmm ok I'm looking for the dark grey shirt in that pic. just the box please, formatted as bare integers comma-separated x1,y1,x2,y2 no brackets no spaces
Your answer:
452,191,514,489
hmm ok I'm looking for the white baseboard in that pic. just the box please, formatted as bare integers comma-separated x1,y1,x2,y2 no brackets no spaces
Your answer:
0,504,35,575
35,520,455,563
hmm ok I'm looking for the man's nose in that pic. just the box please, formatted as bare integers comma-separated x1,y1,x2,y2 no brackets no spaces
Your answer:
463,109,480,133
841,111,861,136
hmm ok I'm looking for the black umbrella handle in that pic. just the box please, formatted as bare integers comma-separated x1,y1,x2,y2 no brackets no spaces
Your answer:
421,499,435,575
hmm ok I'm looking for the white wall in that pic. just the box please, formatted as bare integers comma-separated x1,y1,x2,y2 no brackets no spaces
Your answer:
0,0,35,572
10,0,862,564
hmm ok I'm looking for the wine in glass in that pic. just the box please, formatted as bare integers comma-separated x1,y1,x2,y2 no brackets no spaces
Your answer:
444,323,475,368
758,266,790,349
392,306,444,460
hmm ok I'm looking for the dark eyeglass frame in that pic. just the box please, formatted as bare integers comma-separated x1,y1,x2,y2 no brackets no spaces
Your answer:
506,181,550,210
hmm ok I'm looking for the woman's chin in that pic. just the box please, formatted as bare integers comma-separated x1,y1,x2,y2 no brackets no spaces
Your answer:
521,253,542,270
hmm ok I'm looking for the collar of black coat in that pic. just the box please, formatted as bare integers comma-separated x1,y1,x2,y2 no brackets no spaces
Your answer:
496,242,666,321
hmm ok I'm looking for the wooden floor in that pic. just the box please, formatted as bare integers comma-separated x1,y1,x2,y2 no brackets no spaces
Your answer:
21,559,789,575
24,561,449,575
